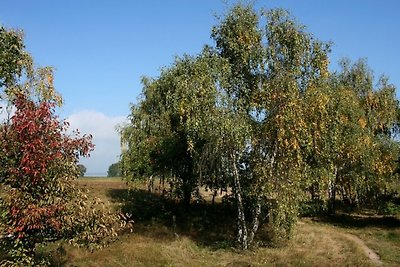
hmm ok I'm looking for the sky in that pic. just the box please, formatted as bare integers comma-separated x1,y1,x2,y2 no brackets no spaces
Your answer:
1,0,399,175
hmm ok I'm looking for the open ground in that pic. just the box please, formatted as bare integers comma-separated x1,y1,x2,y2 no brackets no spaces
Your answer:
37,177,400,267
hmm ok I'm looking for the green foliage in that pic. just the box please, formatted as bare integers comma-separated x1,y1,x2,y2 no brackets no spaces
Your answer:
120,52,226,206
0,26,32,89
0,26,62,107
303,58,399,214
121,3,399,250
210,4,332,246
107,162,121,177
78,164,87,177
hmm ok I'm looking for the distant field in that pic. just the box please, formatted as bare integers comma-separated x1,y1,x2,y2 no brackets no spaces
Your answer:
79,176,124,182
78,176,126,190
43,178,399,267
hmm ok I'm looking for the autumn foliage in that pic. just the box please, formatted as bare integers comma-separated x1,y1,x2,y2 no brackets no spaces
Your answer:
0,95,122,265
120,4,399,250
2,95,93,187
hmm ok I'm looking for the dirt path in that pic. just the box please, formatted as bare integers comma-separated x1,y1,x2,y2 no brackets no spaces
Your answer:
343,233,383,266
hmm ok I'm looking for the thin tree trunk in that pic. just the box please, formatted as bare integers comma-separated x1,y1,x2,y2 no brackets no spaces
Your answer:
158,176,162,194
247,143,277,247
147,175,154,193
248,197,261,246
212,190,217,205
328,167,338,214
161,174,166,196
231,151,248,250
182,181,191,209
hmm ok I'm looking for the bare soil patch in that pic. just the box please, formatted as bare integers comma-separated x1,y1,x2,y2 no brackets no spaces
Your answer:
343,233,383,266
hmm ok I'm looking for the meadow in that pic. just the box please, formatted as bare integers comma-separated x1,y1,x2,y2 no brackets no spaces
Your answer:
39,177,400,267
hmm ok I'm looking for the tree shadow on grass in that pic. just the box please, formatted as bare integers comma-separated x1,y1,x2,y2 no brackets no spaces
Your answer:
312,213,400,229
35,188,236,266
107,188,237,249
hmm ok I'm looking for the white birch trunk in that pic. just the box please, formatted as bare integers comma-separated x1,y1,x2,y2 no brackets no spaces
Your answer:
231,151,248,250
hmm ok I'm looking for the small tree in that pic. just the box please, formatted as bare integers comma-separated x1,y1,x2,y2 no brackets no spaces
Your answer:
77,164,87,177
0,94,123,265
209,5,331,247
107,162,121,177
120,52,223,207
0,25,125,266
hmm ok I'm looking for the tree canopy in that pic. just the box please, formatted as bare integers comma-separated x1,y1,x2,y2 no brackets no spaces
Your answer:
78,164,87,177
119,3,399,249
107,162,121,177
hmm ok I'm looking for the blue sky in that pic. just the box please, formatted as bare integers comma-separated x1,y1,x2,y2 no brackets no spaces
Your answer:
1,1,399,175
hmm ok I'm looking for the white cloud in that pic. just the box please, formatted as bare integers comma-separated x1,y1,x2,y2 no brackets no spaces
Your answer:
66,110,127,176
1,105,125,176
0,101,15,123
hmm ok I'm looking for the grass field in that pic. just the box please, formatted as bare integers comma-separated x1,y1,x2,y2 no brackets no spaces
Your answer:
40,177,400,266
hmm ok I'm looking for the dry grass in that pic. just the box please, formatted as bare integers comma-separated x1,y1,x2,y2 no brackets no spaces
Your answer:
49,220,374,267
346,224,400,266
42,177,398,267
310,212,400,267
2,177,396,266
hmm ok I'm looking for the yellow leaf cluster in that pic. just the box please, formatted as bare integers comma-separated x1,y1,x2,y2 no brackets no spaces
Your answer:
358,117,367,129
